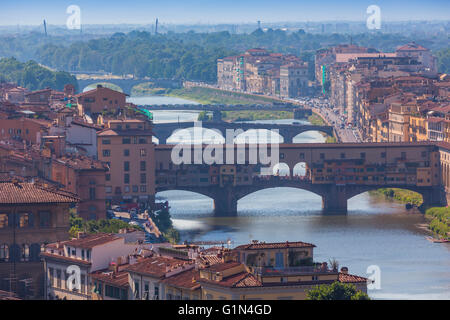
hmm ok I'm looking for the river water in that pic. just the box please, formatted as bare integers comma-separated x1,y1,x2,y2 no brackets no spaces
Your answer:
129,95,450,300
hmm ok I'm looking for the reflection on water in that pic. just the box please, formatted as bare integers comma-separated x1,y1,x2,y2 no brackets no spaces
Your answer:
142,96,449,300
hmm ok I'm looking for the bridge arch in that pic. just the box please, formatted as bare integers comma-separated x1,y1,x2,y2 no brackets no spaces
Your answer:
292,130,328,143
82,82,124,93
293,162,307,177
234,129,283,144
164,127,225,144
272,162,290,176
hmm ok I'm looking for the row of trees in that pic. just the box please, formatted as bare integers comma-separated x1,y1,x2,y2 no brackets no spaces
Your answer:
1,29,448,83
0,57,78,91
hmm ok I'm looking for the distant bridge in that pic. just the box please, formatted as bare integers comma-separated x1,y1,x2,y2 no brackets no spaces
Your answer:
152,121,334,144
76,78,182,95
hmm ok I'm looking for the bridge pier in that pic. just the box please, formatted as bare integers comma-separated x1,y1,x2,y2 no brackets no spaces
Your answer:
213,189,238,216
419,187,447,211
321,185,348,214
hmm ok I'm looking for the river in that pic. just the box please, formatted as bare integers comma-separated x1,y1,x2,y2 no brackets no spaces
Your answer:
129,95,450,300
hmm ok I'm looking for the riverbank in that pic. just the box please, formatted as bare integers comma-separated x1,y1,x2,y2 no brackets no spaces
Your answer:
368,188,423,207
307,114,336,143
132,86,281,105
424,207,450,240
369,188,450,240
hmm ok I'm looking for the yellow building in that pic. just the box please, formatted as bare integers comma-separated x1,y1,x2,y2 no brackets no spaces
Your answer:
199,241,368,300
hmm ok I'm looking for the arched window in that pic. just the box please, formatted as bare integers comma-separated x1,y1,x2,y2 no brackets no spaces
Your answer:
0,244,9,262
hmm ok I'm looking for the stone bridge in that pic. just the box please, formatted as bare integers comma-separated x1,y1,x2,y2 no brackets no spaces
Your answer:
154,142,446,216
156,176,442,215
77,78,182,95
152,121,334,144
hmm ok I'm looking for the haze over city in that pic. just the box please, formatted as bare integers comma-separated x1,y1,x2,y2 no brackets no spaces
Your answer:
1,0,450,25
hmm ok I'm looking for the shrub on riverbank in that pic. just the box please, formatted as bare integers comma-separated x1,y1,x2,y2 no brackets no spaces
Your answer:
370,188,423,206
307,114,326,126
425,207,450,239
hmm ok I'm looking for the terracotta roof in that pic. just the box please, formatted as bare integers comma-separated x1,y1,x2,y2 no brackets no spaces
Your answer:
97,128,153,137
198,255,223,267
338,272,368,283
396,43,428,51
40,251,92,266
55,156,107,171
90,269,130,288
0,181,79,204
124,256,193,278
234,241,315,251
206,261,242,272
200,271,262,288
64,233,121,249
75,86,128,97
162,268,201,290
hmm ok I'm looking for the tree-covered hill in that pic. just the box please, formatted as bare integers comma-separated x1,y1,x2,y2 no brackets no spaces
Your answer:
0,30,448,83
0,57,78,91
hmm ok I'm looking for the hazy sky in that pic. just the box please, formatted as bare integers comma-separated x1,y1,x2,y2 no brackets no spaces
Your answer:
1,0,449,26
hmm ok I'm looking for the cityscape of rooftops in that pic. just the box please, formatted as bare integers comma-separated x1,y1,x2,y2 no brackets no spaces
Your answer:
0,0,448,309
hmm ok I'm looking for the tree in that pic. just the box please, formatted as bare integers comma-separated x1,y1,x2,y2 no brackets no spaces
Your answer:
306,282,370,300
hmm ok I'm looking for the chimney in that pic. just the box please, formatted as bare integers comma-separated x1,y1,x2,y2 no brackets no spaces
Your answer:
340,267,348,274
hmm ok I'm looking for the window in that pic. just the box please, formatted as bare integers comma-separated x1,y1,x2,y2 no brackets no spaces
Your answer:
102,139,111,145
81,275,86,294
124,186,130,193
106,174,111,181
81,249,85,260
134,281,140,299
140,161,146,171
86,250,91,261
144,282,149,300
0,244,9,261
132,185,138,193
102,150,111,157
360,152,366,159
154,286,159,299
401,152,407,160
124,161,130,172
320,153,325,160
124,174,130,184
140,173,146,184
299,153,305,159
340,153,346,159
89,187,96,200
280,153,285,159
381,152,386,158
56,269,61,288
140,185,147,192
105,186,112,193
140,149,147,157
139,138,147,144
124,149,130,157
19,212,34,228
122,138,131,144
0,214,8,228
39,211,51,228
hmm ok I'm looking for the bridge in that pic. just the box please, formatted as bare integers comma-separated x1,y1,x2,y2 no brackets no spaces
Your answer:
152,121,334,144
154,142,446,216
76,78,182,95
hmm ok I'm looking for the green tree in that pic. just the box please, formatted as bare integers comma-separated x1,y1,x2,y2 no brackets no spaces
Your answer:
306,282,370,300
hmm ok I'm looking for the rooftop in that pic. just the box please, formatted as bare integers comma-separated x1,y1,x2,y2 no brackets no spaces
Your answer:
55,155,107,171
0,180,79,205
64,233,121,249
124,256,193,278
162,268,201,290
